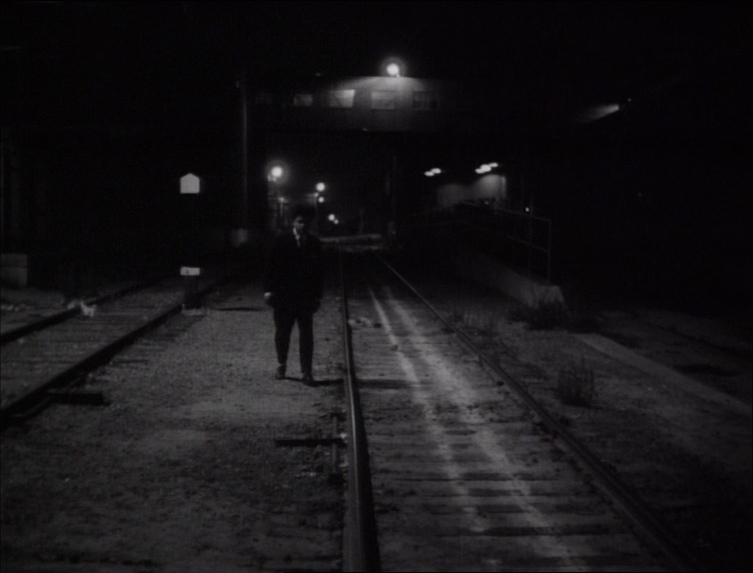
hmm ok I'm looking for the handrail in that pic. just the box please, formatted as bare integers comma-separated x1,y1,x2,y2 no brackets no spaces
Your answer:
402,205,553,283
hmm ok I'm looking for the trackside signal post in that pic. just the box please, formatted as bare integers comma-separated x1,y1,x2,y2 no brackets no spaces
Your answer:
179,173,205,309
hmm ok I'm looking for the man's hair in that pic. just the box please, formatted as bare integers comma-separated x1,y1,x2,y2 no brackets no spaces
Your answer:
290,204,315,222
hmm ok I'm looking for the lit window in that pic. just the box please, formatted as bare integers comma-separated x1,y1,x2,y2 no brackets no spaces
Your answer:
371,90,397,110
327,89,355,108
413,91,439,111
293,93,314,107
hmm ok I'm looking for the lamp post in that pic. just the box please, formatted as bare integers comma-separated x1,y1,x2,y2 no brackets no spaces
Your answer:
314,182,326,235
278,195,289,229
327,213,339,236
267,165,285,232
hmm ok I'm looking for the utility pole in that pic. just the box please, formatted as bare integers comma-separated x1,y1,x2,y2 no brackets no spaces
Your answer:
238,70,248,228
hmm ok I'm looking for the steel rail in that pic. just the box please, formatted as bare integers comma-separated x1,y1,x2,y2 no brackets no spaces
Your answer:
0,278,222,432
0,275,169,346
373,250,703,573
339,248,381,572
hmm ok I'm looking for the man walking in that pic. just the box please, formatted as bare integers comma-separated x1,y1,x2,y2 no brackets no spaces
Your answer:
263,205,324,386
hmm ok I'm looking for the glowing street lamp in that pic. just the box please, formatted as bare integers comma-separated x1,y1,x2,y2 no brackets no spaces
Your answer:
267,164,287,230
314,182,327,233
268,165,284,182
381,57,406,78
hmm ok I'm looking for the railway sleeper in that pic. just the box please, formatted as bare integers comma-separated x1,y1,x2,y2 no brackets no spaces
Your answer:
274,437,345,448
275,413,346,485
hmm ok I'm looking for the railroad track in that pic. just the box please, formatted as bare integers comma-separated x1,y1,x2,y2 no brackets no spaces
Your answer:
339,248,700,571
0,275,166,346
0,244,737,570
0,271,228,431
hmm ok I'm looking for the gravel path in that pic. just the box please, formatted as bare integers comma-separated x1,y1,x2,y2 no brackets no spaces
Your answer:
1,280,345,572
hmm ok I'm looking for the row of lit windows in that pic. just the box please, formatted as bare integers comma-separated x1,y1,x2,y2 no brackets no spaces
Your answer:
254,90,440,111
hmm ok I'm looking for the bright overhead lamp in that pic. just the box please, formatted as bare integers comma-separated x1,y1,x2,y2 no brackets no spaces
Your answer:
381,57,406,78
268,166,284,181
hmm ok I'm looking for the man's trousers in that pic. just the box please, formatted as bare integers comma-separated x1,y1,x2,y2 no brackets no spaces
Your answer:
273,305,314,376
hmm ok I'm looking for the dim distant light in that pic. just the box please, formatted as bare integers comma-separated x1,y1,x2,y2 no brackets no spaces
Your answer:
574,103,621,123
475,162,499,174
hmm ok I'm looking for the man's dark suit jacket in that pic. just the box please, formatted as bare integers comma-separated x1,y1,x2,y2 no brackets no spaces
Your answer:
263,231,324,310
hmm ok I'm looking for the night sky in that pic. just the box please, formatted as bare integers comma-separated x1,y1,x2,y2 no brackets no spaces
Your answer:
4,1,750,125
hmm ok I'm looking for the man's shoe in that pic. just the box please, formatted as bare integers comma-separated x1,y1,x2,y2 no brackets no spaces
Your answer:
302,373,316,387
275,364,286,380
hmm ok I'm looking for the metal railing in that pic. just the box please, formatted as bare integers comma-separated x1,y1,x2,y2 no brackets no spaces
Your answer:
403,202,553,283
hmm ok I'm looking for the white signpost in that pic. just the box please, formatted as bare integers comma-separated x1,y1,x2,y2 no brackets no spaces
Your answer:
180,174,204,308
180,173,204,195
